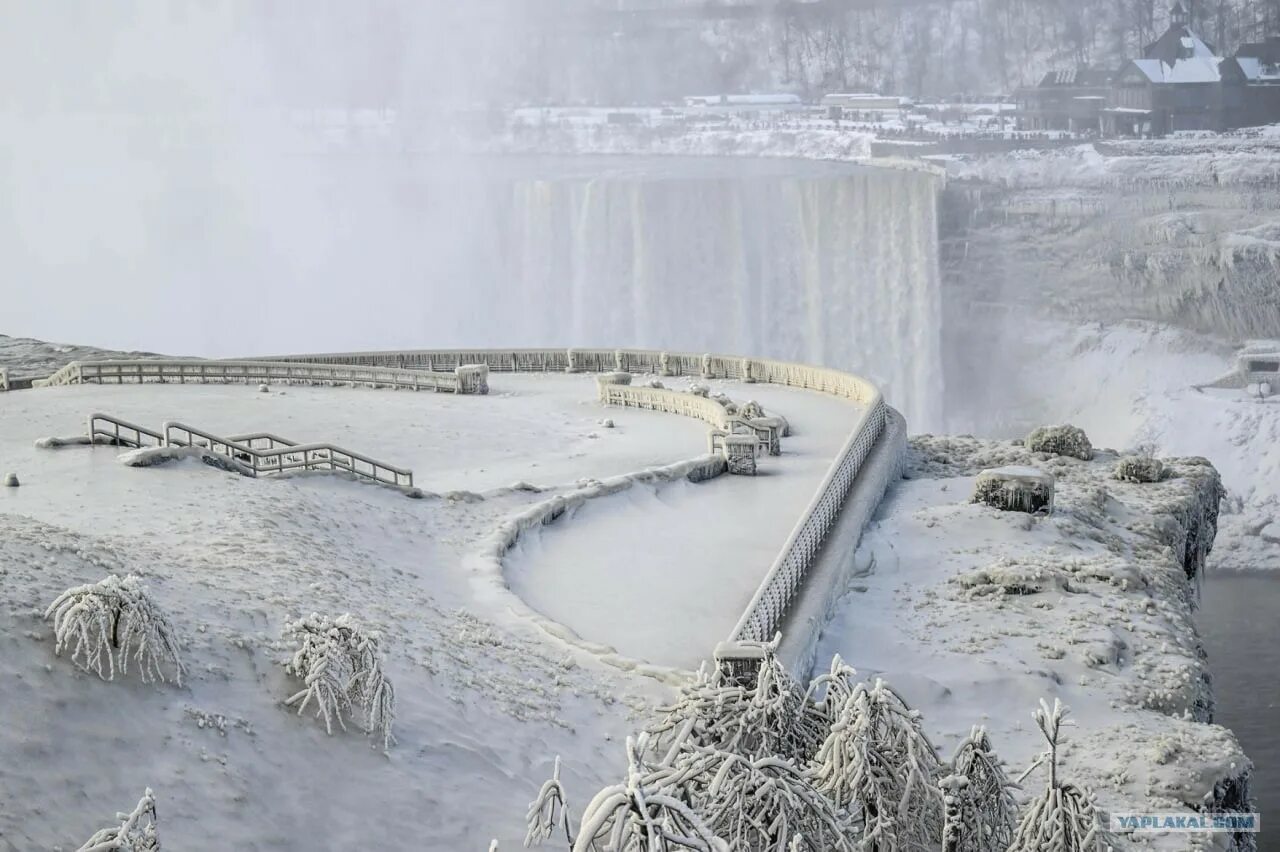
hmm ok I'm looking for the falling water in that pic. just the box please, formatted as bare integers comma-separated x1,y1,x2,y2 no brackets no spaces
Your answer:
449,157,946,430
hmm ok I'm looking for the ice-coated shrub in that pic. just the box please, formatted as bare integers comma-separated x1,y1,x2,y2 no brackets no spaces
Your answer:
1025,425,1094,460
76,788,159,852
813,677,944,851
283,612,396,750
1114,455,1165,483
944,727,1018,852
45,574,185,685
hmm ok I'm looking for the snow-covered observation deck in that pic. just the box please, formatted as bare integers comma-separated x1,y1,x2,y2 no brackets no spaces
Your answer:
9,348,903,676
0,346,902,847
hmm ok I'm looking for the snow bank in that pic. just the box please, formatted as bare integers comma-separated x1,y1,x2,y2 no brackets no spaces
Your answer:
118,445,253,477
816,435,1250,850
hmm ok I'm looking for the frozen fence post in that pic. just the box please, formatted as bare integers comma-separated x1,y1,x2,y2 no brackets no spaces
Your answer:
455,364,489,395
712,640,770,688
723,434,759,476
973,466,1055,514
594,371,631,402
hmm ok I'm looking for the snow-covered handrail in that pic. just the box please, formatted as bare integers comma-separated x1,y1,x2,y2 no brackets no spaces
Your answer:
88,413,165,449
162,421,414,488
33,359,484,394
597,384,734,430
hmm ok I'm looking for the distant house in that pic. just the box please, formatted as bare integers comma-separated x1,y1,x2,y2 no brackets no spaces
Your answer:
1101,2,1225,136
1221,36,1280,128
1015,67,1113,133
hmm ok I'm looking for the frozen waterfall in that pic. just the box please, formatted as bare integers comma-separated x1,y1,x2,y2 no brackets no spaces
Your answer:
447,158,945,430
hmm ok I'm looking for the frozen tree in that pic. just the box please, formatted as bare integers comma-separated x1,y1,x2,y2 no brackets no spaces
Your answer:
698,752,858,851
941,727,1018,852
812,678,944,851
1008,700,1110,852
573,735,728,852
282,613,396,750
77,788,160,852
45,574,185,685
648,641,828,764
526,756,577,848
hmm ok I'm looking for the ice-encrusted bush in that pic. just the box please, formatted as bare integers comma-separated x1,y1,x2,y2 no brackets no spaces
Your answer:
1008,700,1111,852
282,613,396,750
1114,454,1165,483
1025,425,1094,460
77,788,160,851
944,727,1018,852
813,677,944,851
45,574,185,685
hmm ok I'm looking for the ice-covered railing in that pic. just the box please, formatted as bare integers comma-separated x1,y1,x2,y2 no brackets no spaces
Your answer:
256,347,892,649
162,421,414,488
33,359,487,394
89,413,165,449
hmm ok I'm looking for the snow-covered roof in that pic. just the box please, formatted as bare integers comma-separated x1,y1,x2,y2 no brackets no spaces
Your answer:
1235,56,1280,82
1129,56,1222,84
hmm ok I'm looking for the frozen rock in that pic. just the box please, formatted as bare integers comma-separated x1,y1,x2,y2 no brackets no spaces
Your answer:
3,472,18,487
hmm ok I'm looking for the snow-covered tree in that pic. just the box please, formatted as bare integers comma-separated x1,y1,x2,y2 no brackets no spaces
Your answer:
648,641,828,764
526,756,576,848
1008,700,1110,852
77,788,160,852
45,574,185,686
573,734,728,852
812,677,944,851
941,727,1017,852
282,612,396,750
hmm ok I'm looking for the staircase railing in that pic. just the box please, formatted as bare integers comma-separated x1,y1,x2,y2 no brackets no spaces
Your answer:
88,413,166,448
162,421,414,488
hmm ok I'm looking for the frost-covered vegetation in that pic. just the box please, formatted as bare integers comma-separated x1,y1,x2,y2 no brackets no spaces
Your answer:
1114,454,1166,483
1024,425,1094,461
282,613,396,750
76,788,160,852
521,643,1078,852
45,574,185,685
1008,701,1113,852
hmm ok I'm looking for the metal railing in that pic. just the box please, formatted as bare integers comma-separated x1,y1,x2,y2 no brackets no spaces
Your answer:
87,413,166,448
34,359,484,394
162,421,414,488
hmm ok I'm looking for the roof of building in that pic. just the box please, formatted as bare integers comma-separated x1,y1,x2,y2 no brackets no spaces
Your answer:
1232,56,1280,82
1038,67,1113,88
1144,23,1218,66
1128,55,1222,83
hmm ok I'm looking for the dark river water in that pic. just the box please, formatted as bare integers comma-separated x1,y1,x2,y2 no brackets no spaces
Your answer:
1199,572,1280,850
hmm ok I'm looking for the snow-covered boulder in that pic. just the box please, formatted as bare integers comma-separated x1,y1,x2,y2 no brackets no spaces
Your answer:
972,466,1055,514
3,472,18,487
1025,424,1094,460
1114,454,1165,483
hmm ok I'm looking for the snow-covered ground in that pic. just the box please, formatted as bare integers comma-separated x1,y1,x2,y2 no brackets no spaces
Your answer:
0,373,857,848
815,437,1249,850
